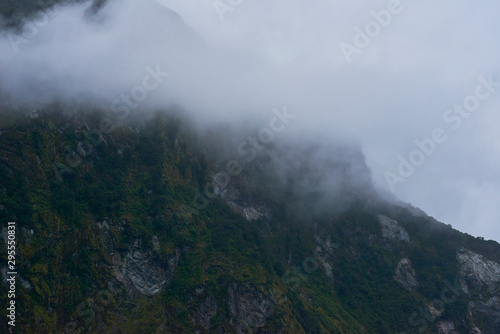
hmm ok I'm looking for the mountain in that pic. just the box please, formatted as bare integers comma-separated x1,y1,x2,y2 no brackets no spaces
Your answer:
1,106,499,334
0,0,72,27
1,1,500,333
0,0,109,28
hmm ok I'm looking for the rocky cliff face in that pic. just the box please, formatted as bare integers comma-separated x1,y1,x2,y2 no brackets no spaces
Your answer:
457,249,500,333
378,215,411,243
457,249,500,295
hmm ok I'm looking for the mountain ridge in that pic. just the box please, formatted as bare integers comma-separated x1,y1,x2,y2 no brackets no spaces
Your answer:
1,106,499,333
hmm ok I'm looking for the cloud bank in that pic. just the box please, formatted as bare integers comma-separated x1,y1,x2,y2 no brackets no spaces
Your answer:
1,0,499,241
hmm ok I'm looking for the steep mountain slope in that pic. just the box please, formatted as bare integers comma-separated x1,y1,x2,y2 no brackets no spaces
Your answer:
1,107,499,333
0,0,106,27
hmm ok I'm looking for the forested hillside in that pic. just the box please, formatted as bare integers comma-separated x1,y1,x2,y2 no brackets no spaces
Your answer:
1,107,499,333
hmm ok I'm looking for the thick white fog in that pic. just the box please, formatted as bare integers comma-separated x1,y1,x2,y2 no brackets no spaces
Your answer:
1,0,499,241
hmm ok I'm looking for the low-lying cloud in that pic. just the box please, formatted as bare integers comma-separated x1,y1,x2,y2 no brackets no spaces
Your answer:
1,0,499,241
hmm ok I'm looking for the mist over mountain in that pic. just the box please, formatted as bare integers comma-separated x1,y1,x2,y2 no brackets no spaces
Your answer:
1,1,500,333
2,0,500,242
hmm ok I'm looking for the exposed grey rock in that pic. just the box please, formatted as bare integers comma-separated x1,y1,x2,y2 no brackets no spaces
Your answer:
152,235,160,251
437,321,459,334
378,215,410,243
192,295,218,330
228,282,273,333
111,238,180,296
394,258,418,291
1,266,31,289
457,249,500,295
167,248,181,269
315,246,333,279
20,276,32,289
21,227,34,245
456,249,500,332
242,207,263,221
213,172,268,222
113,250,165,295
468,297,500,333
225,199,265,222
313,234,339,280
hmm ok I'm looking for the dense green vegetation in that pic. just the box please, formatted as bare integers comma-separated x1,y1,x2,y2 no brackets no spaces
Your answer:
2,1,499,333
0,107,499,333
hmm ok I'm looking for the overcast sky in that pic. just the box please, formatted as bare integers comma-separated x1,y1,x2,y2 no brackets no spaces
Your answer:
1,0,499,242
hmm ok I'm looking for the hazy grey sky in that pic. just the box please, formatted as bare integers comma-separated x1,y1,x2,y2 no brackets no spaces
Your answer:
1,0,499,241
